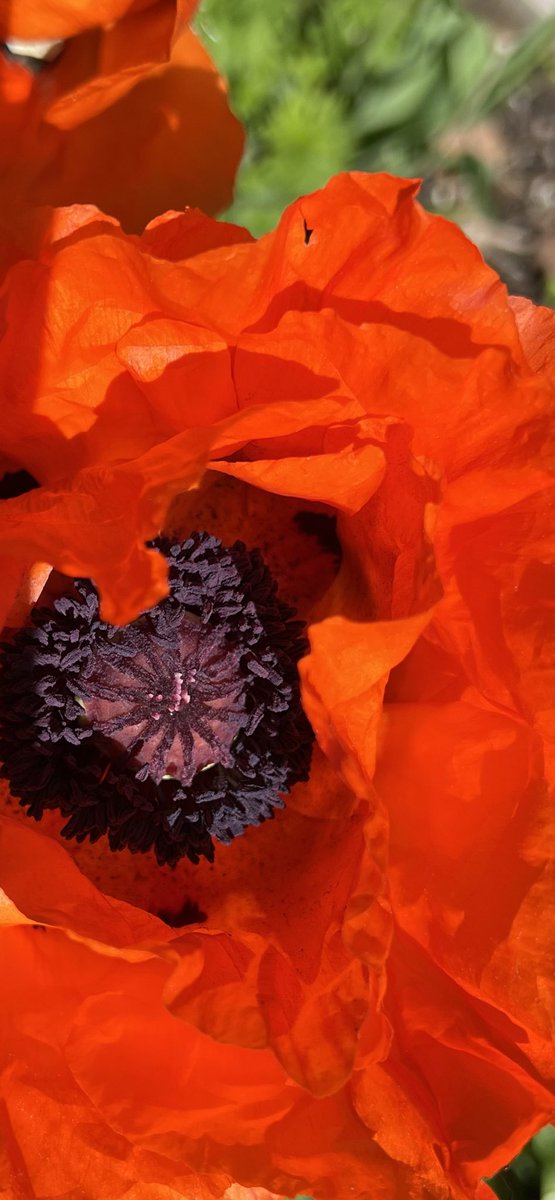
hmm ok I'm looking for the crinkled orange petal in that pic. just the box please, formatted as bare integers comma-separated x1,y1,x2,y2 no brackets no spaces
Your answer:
0,919,473,1199
0,808,172,949
35,22,243,230
214,442,385,513
0,5,242,232
0,0,160,42
116,316,238,429
162,749,389,1096
0,173,553,1200
0,473,176,625
376,698,554,1061
0,393,387,625
44,4,181,129
0,925,293,1199
0,217,249,483
355,688,555,1189
267,1086,466,1200
300,608,436,794
376,929,553,1185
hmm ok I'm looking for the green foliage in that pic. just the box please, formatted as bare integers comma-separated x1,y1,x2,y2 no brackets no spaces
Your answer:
467,13,555,120
225,85,354,236
196,0,554,237
195,0,494,231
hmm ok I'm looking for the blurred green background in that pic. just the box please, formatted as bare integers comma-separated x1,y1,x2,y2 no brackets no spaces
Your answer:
196,0,555,303
196,0,555,1194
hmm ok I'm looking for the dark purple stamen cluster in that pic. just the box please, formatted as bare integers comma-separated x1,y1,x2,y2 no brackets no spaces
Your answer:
0,533,313,867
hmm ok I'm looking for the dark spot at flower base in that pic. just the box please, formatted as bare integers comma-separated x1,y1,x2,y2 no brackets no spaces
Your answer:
0,470,40,500
157,899,207,928
303,217,314,245
295,510,341,560
0,533,313,868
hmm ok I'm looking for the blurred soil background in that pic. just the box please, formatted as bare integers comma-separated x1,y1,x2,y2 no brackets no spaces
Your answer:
196,1,555,1196
196,0,555,305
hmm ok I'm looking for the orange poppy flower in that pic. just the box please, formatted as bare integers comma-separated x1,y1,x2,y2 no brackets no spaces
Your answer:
0,0,243,231
0,174,553,1200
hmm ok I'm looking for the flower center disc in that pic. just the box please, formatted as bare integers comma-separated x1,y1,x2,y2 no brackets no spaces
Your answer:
80,614,247,786
0,532,314,867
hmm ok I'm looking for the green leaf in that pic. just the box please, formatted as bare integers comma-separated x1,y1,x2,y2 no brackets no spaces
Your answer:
446,20,491,105
353,58,442,135
470,13,555,120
